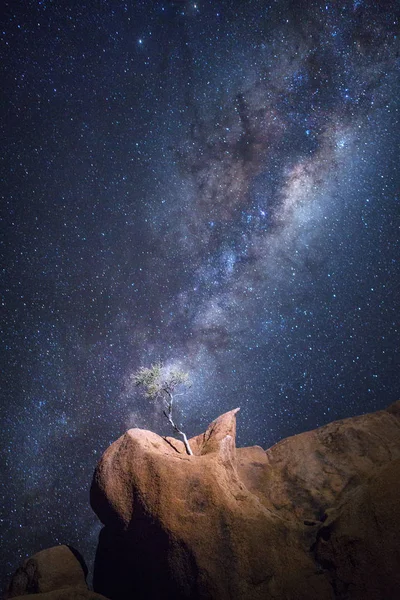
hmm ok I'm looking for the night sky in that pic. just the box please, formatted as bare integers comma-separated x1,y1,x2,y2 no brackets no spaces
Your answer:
1,0,399,589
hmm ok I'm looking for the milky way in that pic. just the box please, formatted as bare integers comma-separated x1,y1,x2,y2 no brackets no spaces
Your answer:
1,0,399,588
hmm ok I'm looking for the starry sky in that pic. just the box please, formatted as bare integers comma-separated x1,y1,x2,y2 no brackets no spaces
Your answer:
1,0,399,589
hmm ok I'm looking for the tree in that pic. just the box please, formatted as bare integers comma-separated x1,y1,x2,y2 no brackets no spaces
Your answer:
133,362,193,455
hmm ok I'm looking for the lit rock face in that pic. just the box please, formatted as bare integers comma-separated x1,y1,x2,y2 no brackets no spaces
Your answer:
91,401,400,600
259,400,400,523
4,545,107,600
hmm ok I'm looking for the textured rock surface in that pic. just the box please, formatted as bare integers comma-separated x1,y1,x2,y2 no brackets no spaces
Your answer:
4,545,108,600
91,401,400,600
258,400,400,522
315,458,400,599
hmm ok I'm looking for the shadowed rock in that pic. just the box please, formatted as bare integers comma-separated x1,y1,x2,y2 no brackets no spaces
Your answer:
315,458,400,599
4,545,108,600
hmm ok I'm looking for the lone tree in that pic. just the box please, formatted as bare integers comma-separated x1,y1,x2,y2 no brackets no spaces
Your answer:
133,362,193,455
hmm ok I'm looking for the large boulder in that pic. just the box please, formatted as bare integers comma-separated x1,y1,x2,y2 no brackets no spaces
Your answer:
90,401,400,600
4,545,108,600
91,409,331,600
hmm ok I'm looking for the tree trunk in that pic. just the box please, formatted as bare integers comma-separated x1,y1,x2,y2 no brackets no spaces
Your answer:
163,398,193,456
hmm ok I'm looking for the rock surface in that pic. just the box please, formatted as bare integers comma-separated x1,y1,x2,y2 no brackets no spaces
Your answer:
91,401,400,600
259,400,400,522
4,545,108,600
315,458,400,599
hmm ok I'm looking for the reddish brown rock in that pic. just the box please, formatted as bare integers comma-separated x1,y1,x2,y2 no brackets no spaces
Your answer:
90,401,400,600
4,545,108,600
257,401,400,522
91,410,330,600
315,458,400,600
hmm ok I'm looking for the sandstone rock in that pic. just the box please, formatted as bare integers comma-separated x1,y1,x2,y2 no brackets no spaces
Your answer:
4,545,108,600
90,410,331,600
90,401,400,600
315,458,400,600
256,400,400,522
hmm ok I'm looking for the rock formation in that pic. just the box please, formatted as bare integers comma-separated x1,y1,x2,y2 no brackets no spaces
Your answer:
90,400,400,600
260,400,400,522
315,458,400,599
4,545,107,600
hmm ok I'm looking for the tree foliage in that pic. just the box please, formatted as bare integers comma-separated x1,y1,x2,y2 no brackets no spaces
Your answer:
133,362,189,399
133,362,193,455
